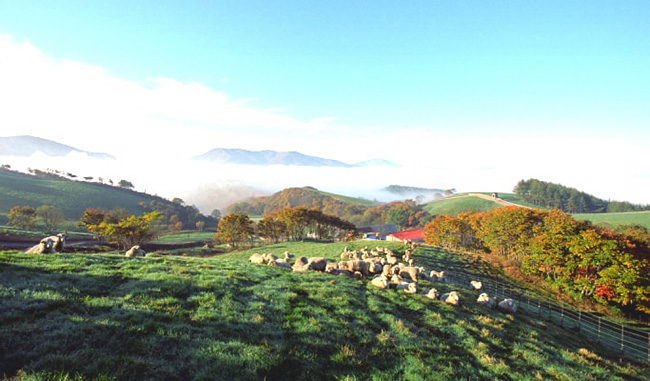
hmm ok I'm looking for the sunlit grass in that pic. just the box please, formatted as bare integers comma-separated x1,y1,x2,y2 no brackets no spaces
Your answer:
1,244,648,380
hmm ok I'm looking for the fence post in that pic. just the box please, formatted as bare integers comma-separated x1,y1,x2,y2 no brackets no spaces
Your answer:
578,311,581,333
621,325,625,353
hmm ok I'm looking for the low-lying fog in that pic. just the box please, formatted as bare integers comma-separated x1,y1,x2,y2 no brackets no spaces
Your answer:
3,152,649,214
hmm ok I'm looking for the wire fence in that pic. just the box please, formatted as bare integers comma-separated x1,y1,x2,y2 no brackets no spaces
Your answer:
444,271,650,364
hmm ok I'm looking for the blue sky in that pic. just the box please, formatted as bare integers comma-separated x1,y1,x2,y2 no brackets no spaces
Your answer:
1,1,649,206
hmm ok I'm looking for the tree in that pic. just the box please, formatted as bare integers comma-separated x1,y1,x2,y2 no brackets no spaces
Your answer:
214,213,254,248
118,179,134,189
8,206,38,230
211,209,222,220
195,220,206,232
257,216,287,243
100,211,162,249
36,205,65,231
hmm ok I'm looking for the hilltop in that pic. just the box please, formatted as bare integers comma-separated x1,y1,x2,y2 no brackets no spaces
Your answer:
228,186,379,217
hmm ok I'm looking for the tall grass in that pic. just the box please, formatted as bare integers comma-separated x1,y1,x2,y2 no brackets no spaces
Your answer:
1,242,648,380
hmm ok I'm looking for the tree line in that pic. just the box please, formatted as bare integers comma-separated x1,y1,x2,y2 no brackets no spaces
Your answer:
423,207,650,316
514,178,650,213
215,207,356,248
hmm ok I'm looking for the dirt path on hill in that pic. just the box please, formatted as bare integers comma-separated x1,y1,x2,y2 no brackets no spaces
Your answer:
466,193,535,209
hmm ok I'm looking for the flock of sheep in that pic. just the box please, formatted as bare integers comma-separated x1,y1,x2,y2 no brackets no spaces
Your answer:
24,235,518,315
249,245,518,314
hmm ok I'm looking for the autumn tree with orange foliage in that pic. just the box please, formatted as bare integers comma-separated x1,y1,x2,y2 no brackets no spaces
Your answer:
423,207,650,316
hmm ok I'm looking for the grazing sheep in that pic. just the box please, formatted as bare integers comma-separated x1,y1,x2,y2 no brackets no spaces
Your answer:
307,257,328,271
370,275,389,289
425,288,439,300
381,264,392,278
268,259,292,269
386,253,399,266
325,262,339,273
497,298,518,314
264,253,278,263
41,233,67,252
338,260,370,277
470,280,483,290
283,251,294,260
399,266,421,283
367,262,383,274
476,293,496,308
429,270,446,282
25,238,55,254
125,245,146,257
440,291,460,306
249,253,266,264
390,274,403,284
352,271,363,280
396,282,417,294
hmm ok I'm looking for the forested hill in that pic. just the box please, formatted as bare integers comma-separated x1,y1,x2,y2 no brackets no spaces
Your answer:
228,187,371,218
514,179,650,214
228,186,432,228
0,168,211,228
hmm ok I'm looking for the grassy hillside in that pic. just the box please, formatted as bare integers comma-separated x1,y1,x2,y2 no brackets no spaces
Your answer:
0,168,173,219
317,190,380,207
1,241,647,380
573,211,650,230
423,194,498,216
423,193,539,216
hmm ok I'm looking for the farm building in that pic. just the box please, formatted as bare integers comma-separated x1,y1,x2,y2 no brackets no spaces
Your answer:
386,229,424,243
357,224,398,240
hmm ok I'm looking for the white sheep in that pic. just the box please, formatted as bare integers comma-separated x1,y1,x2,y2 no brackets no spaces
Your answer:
425,288,439,300
370,275,389,289
476,293,496,308
41,233,67,252
25,238,55,254
125,245,145,257
249,253,265,264
497,298,518,314
429,270,446,282
470,280,483,290
440,291,460,306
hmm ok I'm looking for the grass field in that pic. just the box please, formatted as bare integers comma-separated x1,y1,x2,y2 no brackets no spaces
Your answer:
1,241,647,380
151,231,216,244
0,168,161,219
423,194,500,216
573,211,650,230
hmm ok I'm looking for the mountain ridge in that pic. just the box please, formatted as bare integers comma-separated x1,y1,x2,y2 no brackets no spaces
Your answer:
194,147,398,167
0,135,114,160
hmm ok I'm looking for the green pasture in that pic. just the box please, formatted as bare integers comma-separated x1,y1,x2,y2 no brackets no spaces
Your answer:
424,194,500,216
1,241,647,380
151,231,216,244
0,169,152,218
573,211,650,230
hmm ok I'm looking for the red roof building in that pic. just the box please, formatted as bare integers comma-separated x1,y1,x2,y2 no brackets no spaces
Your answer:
386,229,424,243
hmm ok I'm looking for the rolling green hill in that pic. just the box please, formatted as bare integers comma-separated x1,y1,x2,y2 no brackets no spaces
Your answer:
423,193,536,216
0,168,173,219
1,241,647,379
573,211,650,230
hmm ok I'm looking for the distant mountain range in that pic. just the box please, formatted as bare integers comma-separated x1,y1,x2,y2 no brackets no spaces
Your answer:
0,135,115,159
194,148,399,168
0,136,398,168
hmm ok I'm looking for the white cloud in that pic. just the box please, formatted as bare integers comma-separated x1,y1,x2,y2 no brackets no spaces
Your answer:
1,33,650,209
